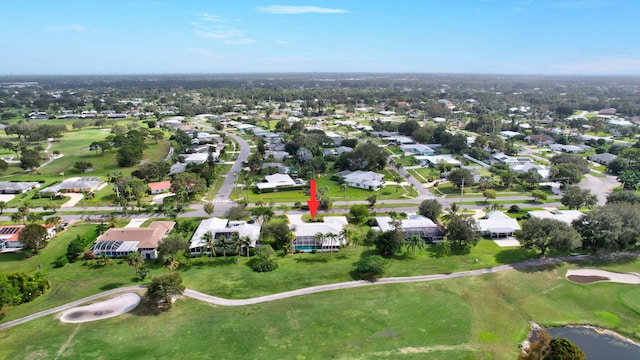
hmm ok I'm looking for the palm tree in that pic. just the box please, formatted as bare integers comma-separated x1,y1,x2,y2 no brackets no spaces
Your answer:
230,233,242,262
127,252,144,277
240,236,252,258
216,235,228,258
45,216,62,231
341,182,348,201
0,201,6,214
326,233,338,256
406,235,424,255
339,228,352,251
202,231,215,261
285,231,296,255
314,232,325,254
163,255,179,273
442,203,460,222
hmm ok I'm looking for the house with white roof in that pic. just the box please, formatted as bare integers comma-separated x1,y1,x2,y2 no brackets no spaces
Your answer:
528,210,584,225
549,144,585,154
189,217,261,255
324,131,343,146
400,144,436,156
179,152,211,164
477,211,520,238
256,174,301,191
339,171,385,191
290,217,347,252
376,215,443,242
415,154,462,168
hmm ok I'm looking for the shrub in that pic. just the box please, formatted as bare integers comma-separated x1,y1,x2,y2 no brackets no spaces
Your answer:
248,257,278,272
83,250,96,260
54,256,69,268
354,255,388,280
508,205,521,213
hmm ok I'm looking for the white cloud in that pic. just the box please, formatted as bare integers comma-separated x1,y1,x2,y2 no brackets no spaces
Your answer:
46,24,85,33
275,40,289,45
196,13,225,22
191,14,253,45
258,5,348,14
548,1,609,9
550,58,640,74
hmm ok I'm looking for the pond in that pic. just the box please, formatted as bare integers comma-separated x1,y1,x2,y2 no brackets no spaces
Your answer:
532,326,640,360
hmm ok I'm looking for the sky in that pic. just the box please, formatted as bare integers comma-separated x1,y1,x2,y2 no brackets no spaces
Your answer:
1,0,640,75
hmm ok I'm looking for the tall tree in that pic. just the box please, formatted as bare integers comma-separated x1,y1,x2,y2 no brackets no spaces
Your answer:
146,273,185,308
18,224,48,254
518,218,582,257
418,199,442,222
445,214,479,249
561,186,597,209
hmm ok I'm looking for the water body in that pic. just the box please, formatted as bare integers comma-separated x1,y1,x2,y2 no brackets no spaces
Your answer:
536,326,640,360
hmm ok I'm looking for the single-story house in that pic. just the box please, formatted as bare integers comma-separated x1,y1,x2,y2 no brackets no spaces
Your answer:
265,150,290,160
340,171,385,191
415,154,462,168
179,153,210,164
385,136,414,145
549,144,585,154
0,181,40,194
290,217,347,252
376,215,443,242
524,134,555,146
256,174,300,191
189,217,261,255
588,153,617,166
91,221,175,259
324,131,343,146
528,210,585,225
400,144,436,156
39,177,104,195
510,162,551,179
261,163,294,174
148,181,172,194
0,225,56,251
477,211,520,238
500,131,521,139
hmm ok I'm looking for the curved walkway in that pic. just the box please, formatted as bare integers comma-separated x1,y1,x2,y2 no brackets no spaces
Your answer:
1,253,637,330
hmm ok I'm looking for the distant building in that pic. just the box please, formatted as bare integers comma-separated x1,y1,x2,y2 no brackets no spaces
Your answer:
588,153,617,166
0,181,40,194
148,181,172,195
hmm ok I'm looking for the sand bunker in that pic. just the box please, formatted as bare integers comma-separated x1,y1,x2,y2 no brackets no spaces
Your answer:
60,293,141,323
566,269,640,284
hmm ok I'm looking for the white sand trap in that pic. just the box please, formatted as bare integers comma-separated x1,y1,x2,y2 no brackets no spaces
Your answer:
566,269,640,284
60,293,141,323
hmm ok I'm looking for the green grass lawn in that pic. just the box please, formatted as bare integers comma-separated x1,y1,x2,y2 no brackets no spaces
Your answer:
234,175,416,203
3,257,640,359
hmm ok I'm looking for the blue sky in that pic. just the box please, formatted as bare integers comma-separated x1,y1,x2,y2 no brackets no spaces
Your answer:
1,0,639,75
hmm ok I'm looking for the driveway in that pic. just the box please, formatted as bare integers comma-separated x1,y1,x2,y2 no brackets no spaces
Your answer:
579,173,620,205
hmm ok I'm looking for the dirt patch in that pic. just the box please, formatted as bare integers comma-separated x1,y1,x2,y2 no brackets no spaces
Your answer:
567,275,610,284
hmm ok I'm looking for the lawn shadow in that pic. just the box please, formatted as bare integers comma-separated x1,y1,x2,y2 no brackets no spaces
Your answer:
494,248,536,265
569,254,638,268
513,261,563,273
130,296,163,317
293,256,329,264
100,282,125,291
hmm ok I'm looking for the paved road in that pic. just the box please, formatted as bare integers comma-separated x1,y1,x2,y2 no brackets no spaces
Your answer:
3,252,637,330
211,133,250,216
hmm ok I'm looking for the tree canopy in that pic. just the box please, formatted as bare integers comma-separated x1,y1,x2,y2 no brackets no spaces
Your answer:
517,218,582,257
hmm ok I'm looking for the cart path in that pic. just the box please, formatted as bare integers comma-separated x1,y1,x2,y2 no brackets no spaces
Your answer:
1,252,637,330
